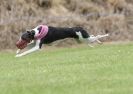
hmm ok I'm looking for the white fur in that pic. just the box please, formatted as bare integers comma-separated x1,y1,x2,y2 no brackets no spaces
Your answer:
32,26,40,37
76,31,84,40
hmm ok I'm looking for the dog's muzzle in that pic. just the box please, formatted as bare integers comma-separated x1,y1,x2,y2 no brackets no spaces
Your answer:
16,39,28,49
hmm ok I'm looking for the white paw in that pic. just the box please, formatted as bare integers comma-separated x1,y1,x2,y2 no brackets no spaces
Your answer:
15,54,22,58
96,34,109,39
88,44,94,47
16,49,21,54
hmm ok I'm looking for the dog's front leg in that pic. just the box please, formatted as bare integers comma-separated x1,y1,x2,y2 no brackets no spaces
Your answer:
16,40,35,55
15,40,40,57
15,46,39,57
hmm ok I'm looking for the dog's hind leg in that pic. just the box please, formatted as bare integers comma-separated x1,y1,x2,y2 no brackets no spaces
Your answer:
83,34,109,47
87,34,109,43
76,31,94,47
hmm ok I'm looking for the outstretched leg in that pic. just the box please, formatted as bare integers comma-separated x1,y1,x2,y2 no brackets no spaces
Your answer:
87,34,109,43
75,27,109,46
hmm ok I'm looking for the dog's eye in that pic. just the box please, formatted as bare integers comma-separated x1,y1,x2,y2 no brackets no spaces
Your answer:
27,31,31,33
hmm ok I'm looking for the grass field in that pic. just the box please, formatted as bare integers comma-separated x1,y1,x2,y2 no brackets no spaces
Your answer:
0,44,133,94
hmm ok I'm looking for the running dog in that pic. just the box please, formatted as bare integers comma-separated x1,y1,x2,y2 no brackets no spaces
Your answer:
16,25,109,57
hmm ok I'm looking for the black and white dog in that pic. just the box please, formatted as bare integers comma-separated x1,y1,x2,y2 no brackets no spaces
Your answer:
16,25,109,57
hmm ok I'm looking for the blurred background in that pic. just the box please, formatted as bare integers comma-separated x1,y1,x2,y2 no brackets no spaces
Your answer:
0,0,133,49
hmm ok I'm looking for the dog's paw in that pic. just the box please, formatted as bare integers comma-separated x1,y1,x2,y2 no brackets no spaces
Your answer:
15,54,22,58
16,49,21,54
97,40,103,44
88,44,94,48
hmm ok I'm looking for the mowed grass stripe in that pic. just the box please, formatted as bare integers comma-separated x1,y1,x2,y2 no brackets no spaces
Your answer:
0,44,133,94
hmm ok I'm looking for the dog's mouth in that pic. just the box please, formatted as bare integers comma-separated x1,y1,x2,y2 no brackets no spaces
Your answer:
16,39,29,49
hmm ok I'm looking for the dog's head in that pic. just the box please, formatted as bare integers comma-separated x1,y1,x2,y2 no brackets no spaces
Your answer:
21,30,35,43
16,30,35,49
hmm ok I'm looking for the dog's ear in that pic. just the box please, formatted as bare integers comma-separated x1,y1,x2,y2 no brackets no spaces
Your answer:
27,30,35,39
27,31,31,34
27,31,33,37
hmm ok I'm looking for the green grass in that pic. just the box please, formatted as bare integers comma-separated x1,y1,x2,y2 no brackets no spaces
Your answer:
0,44,133,94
